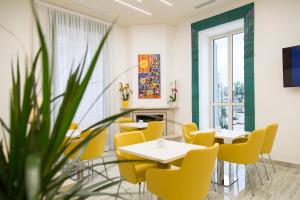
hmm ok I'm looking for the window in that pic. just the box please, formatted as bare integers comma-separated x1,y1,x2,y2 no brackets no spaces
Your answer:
211,30,244,131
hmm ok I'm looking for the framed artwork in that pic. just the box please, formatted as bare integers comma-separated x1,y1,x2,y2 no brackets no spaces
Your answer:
138,54,161,99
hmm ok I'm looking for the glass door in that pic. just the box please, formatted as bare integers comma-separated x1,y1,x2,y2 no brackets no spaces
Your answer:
211,30,245,131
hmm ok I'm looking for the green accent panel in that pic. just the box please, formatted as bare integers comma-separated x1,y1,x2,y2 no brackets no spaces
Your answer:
191,28,199,126
191,3,255,131
244,7,255,131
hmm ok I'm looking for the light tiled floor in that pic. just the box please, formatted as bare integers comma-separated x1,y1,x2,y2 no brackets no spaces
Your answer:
80,151,300,200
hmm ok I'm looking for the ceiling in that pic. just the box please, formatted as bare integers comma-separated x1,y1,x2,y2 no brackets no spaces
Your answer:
44,0,235,26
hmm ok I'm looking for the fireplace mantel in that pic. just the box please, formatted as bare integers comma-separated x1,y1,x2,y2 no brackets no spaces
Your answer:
120,106,178,111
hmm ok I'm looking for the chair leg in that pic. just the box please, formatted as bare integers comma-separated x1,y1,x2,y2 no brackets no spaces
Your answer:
255,164,263,185
102,157,108,178
236,164,240,192
212,179,217,192
268,154,276,173
116,181,122,200
211,168,217,192
138,183,141,194
236,164,239,179
217,160,221,185
245,165,255,197
77,163,83,180
261,154,269,180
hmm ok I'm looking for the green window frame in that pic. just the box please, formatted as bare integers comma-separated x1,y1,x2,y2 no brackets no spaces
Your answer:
191,3,255,131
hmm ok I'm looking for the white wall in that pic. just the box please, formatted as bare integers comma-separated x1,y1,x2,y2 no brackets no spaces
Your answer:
255,0,300,164
126,25,175,108
0,0,33,126
172,0,300,164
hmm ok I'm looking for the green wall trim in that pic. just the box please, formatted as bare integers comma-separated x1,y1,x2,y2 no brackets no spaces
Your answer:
191,3,255,131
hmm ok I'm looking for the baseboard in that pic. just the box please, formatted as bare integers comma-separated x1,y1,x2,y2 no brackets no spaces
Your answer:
259,157,300,169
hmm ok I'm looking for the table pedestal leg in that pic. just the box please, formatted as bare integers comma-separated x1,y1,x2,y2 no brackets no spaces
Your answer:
217,161,238,187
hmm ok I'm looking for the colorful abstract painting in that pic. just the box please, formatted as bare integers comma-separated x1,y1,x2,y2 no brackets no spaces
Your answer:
138,54,161,99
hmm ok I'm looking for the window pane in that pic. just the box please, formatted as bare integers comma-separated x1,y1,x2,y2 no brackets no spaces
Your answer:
213,106,228,129
232,33,244,103
233,106,245,131
213,37,228,103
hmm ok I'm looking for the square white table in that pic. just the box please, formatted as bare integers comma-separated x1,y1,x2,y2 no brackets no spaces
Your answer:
118,140,204,164
118,140,205,200
191,129,250,186
121,122,148,129
191,129,249,144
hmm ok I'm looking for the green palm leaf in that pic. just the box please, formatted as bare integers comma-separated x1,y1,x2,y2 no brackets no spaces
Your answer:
0,1,136,200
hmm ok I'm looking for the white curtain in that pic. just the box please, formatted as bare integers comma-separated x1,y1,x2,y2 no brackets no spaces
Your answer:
37,2,110,130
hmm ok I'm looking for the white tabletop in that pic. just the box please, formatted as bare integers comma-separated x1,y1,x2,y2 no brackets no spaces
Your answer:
66,129,82,138
118,140,204,164
122,122,148,129
191,129,250,144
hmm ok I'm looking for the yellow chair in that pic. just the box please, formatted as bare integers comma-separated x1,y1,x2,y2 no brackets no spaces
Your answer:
114,131,157,193
64,128,108,178
232,123,279,180
260,123,278,179
142,121,164,141
191,130,215,147
218,129,266,196
69,122,78,130
181,123,198,143
146,144,219,200
172,130,215,167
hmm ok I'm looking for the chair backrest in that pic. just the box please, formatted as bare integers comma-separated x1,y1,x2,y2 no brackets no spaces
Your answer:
245,129,266,163
181,123,198,143
178,144,219,200
119,125,139,133
116,117,133,124
69,122,78,130
114,131,146,184
64,128,107,161
142,121,164,141
191,130,215,147
261,123,278,154
79,128,107,160
114,131,146,160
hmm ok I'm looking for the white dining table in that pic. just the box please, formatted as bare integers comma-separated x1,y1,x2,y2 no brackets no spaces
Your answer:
121,122,148,129
118,140,205,200
118,140,204,165
191,129,250,143
191,129,250,186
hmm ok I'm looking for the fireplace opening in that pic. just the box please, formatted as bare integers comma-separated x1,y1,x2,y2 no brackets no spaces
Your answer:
135,114,164,122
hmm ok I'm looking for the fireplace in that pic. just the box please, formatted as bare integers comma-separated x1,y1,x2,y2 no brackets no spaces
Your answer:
121,106,177,136
132,112,168,135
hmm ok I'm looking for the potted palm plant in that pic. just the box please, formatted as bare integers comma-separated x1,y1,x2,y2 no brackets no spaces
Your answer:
0,2,133,199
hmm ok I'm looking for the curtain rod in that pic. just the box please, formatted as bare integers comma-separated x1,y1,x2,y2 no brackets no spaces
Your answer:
35,0,112,26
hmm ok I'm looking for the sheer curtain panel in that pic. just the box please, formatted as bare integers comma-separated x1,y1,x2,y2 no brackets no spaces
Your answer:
37,1,110,130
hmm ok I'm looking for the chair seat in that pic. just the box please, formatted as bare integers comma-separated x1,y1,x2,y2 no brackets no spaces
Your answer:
232,137,248,144
135,163,157,182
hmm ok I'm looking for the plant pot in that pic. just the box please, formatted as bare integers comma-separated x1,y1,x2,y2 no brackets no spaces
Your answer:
122,100,129,108
169,101,177,107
